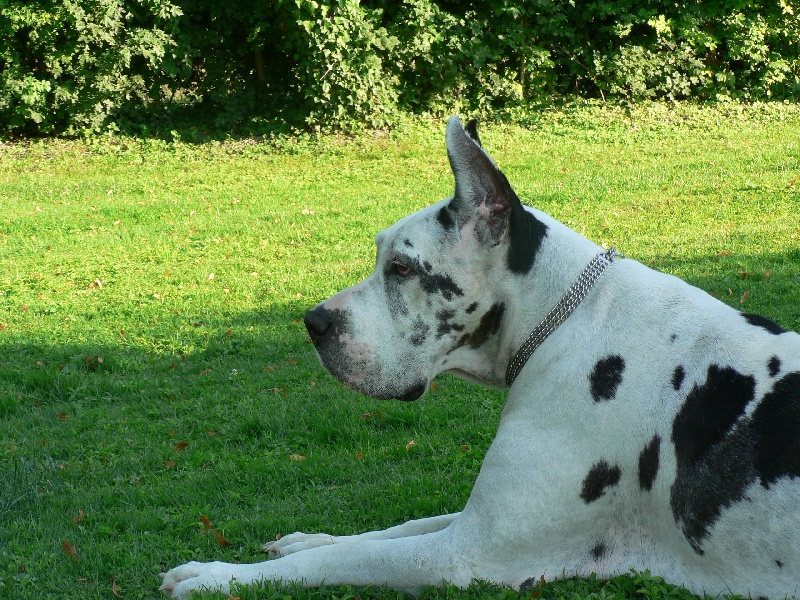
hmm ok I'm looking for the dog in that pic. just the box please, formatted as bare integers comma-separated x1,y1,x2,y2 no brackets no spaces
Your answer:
160,116,800,599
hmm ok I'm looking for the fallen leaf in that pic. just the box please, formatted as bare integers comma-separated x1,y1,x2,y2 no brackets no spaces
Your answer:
356,451,364,459
36,360,44,366
740,290,751,304
0,323,7,331
208,273,216,281
111,575,123,598
717,251,731,257
405,440,416,452
58,414,69,421
164,460,177,468
430,380,438,392
206,431,217,437
200,515,212,530
461,445,470,452
200,368,212,376
290,454,306,462
72,509,86,524
764,270,771,279
63,541,78,560
739,270,751,279
174,441,189,451
214,530,231,548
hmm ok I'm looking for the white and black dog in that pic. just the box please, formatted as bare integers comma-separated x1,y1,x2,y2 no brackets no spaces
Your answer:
161,117,800,599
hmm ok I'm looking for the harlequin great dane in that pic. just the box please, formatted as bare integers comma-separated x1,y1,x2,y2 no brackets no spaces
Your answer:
160,116,800,599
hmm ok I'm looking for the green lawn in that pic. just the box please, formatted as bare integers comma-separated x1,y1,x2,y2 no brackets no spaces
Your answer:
1,102,799,600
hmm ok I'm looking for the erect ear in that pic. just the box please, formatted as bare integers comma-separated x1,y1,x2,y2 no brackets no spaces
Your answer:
445,116,517,244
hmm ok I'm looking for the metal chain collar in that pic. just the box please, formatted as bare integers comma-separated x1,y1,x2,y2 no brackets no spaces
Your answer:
505,248,622,387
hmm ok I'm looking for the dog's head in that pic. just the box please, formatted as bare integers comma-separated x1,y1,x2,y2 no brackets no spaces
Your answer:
305,117,547,400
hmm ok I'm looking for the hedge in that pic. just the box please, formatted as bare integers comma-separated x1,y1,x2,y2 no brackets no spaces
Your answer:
1,0,799,135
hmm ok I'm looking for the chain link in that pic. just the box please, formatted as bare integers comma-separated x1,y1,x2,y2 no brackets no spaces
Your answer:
505,248,622,386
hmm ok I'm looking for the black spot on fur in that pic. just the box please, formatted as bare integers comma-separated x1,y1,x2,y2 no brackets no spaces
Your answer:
589,355,625,402
750,372,800,488
768,356,781,377
742,312,786,335
638,435,661,491
580,460,621,503
418,270,463,302
437,205,455,230
670,365,757,554
519,577,540,592
447,303,506,354
422,261,433,273
409,318,429,347
777,560,784,569
403,238,413,248
670,333,678,342
467,303,505,349
672,365,686,391
590,543,607,560
507,198,548,275
435,309,464,339
466,302,479,314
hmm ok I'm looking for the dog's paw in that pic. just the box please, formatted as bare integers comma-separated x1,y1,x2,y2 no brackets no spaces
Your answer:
159,561,235,598
261,532,335,558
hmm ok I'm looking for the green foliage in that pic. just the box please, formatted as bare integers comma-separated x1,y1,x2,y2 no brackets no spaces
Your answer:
1,0,799,135
0,0,184,135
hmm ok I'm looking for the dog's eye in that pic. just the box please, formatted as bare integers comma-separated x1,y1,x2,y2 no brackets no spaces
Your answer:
393,262,412,277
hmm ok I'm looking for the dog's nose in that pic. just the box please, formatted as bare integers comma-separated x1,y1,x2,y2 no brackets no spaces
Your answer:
304,307,332,343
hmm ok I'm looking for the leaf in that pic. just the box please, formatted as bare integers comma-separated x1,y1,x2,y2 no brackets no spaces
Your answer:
200,515,212,530
740,290,751,303
289,454,306,462
214,530,231,548
63,541,78,560
200,368,212,376
111,575,123,598
405,440,416,451
72,509,86,524
58,414,69,421
174,441,189,451
164,460,177,468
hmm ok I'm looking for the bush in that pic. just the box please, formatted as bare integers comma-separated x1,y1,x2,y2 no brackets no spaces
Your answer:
1,0,798,136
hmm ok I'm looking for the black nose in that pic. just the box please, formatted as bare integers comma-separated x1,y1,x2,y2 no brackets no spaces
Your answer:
304,307,332,343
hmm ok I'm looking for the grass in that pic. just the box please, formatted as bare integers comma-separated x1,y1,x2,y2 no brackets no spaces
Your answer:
1,101,799,600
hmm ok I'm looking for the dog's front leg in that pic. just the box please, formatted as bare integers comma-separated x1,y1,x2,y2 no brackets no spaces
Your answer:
161,526,469,599
262,512,459,557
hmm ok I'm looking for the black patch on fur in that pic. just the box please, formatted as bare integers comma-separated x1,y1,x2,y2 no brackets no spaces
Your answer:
507,196,548,275
590,543,607,560
403,238,413,248
742,312,786,335
409,318,429,347
418,270,463,302
750,372,800,488
638,435,661,492
447,303,506,354
466,302,479,314
467,303,505,349
437,205,455,230
435,309,464,339
670,365,757,554
670,333,678,342
672,365,686,391
422,261,433,273
768,356,781,377
580,460,621,503
589,355,625,402
519,577,540,592
777,560,784,569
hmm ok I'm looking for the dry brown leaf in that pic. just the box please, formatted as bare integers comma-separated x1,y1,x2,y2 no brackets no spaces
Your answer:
111,575,123,598
405,440,416,452
289,454,306,462
214,530,231,548
174,441,189,451
58,414,69,421
72,509,86,524
164,460,177,469
740,290,751,304
63,541,78,560
200,368,212,376
356,451,364,459
200,515,212,530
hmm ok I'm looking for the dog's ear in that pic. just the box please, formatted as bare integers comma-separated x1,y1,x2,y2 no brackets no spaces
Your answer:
445,116,514,244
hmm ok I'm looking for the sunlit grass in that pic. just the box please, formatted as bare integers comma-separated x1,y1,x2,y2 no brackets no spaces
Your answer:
1,102,799,599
